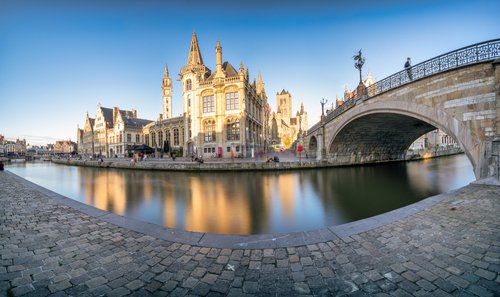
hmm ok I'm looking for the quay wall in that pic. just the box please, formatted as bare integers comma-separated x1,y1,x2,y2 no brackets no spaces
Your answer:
52,150,465,172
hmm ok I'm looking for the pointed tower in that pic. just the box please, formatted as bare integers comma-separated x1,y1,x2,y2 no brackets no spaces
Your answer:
256,71,264,96
162,65,172,119
214,40,225,80
187,32,204,66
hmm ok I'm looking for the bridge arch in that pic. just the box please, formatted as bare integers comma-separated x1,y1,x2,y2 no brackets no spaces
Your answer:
325,100,480,176
307,40,499,179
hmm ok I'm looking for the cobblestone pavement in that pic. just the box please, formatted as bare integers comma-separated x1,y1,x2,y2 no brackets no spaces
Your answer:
1,171,499,297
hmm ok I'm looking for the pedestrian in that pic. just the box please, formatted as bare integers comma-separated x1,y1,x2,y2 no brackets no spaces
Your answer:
404,57,413,80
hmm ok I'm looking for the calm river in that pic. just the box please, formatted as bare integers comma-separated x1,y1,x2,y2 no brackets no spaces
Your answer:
6,154,474,235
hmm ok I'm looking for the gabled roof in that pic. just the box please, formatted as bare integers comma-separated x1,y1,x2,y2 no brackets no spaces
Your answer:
100,107,114,128
223,62,238,77
123,117,153,129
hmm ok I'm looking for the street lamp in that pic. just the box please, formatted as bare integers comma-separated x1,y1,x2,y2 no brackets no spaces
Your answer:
320,98,328,160
353,49,365,85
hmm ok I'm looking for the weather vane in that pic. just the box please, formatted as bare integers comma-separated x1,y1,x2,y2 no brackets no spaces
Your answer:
353,49,365,84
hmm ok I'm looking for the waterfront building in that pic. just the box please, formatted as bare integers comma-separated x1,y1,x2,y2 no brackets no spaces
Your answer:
78,104,152,157
144,32,271,158
0,134,4,156
77,113,95,156
15,139,26,154
143,65,187,156
3,139,26,155
269,90,308,149
408,129,460,151
53,140,77,154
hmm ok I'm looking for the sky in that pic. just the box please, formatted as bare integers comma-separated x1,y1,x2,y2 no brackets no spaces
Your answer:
1,0,499,145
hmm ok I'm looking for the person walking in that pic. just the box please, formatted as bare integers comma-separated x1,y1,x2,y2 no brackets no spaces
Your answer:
404,57,413,80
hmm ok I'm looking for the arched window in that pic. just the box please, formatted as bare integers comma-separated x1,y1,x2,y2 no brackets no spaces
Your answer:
186,79,192,91
158,131,163,147
166,130,171,144
151,132,156,147
173,129,179,146
204,120,216,142
226,119,240,140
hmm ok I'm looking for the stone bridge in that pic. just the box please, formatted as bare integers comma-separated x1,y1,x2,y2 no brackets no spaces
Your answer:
306,39,500,179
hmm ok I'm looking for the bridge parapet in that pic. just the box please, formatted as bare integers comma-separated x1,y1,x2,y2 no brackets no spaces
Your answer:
308,39,500,136
367,38,500,97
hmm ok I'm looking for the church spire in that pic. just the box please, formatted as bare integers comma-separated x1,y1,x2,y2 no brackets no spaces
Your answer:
162,65,171,87
256,71,264,95
187,32,204,66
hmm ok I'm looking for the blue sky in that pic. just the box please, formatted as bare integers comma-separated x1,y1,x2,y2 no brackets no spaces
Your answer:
1,0,499,145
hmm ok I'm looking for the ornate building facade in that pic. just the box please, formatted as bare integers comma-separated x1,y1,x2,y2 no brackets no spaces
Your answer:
269,90,308,149
144,32,270,158
77,104,152,157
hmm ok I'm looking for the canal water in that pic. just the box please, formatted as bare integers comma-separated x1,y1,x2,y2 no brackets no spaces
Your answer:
6,154,474,235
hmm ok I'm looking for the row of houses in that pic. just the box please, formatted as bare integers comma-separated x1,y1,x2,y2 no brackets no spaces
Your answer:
0,134,77,156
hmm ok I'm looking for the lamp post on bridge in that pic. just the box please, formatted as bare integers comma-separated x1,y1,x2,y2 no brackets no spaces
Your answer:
320,98,328,160
353,49,367,98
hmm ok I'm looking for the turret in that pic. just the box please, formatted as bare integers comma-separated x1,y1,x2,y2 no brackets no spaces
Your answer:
162,65,172,119
214,40,225,80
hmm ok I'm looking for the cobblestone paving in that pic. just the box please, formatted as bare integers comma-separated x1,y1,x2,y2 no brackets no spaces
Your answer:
1,171,499,296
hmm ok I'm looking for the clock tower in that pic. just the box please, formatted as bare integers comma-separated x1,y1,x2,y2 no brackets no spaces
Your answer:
161,65,172,119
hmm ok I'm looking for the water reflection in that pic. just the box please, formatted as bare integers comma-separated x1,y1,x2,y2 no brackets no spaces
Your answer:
6,154,475,235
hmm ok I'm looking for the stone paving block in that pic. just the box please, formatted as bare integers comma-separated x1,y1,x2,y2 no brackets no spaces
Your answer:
126,279,145,291
201,273,218,285
242,281,258,294
48,280,72,293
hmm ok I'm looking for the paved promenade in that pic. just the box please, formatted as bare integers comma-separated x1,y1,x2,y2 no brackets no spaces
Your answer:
1,171,499,296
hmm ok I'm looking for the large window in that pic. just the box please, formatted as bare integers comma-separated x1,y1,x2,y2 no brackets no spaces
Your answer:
225,92,239,110
186,79,192,91
158,131,163,147
127,133,131,143
136,134,140,143
173,128,179,146
227,119,240,141
204,120,216,142
145,135,149,146
166,131,171,144
203,95,215,113
151,132,156,147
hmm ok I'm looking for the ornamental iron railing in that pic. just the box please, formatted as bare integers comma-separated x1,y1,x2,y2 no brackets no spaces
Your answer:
367,38,500,97
308,38,500,134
